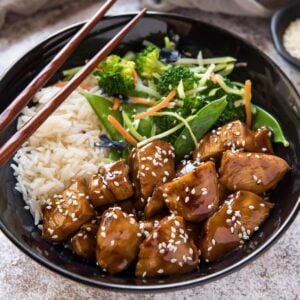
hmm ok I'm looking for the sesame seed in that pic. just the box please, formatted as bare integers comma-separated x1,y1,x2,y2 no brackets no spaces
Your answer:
235,131,241,136
249,205,255,210
208,246,213,251
157,269,164,274
114,181,120,187
185,196,190,203
212,239,216,246
153,232,158,239
182,135,187,140
171,258,177,263
254,226,259,231
230,227,234,233
208,204,213,209
142,272,147,277
252,175,258,181
189,248,193,255
174,220,180,227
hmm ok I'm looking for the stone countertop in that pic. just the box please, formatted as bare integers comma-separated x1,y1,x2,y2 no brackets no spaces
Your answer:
0,1,299,299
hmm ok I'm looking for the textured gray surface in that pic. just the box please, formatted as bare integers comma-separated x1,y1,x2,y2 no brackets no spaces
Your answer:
0,1,299,299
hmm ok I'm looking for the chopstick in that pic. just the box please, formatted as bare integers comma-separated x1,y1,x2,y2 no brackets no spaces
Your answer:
0,0,117,132
0,9,147,166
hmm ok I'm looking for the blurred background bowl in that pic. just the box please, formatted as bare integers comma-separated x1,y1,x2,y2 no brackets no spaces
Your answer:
0,12,299,292
271,1,300,68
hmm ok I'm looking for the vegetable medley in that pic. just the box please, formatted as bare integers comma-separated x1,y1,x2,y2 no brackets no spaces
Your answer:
65,36,289,161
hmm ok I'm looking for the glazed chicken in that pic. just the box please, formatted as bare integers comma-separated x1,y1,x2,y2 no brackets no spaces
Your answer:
253,126,274,154
160,161,219,222
143,188,165,219
71,220,98,260
40,123,289,278
220,151,290,194
129,140,175,204
96,207,141,274
193,120,257,162
199,190,273,262
89,159,133,208
136,215,199,277
42,179,95,242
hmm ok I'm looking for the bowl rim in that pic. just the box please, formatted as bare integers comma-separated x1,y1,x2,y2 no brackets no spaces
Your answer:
271,1,300,68
0,11,299,292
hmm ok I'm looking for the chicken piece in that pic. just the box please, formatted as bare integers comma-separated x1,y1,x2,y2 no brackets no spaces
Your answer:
143,188,166,219
220,151,290,194
139,220,158,239
42,179,95,242
136,215,199,277
89,160,134,208
218,183,230,205
71,221,98,260
193,120,256,162
160,161,219,222
175,160,201,177
130,140,175,201
200,190,273,262
88,174,115,207
96,207,141,274
186,222,202,245
116,199,136,215
254,126,274,154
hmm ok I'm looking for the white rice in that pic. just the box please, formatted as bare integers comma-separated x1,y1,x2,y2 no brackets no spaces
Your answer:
12,85,107,224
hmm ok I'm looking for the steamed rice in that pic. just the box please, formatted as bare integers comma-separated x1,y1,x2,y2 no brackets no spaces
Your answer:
11,85,107,224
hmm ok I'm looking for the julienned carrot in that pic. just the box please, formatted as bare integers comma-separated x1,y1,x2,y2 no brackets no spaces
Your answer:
55,81,67,87
107,115,138,147
134,90,177,120
130,97,155,106
132,69,139,85
210,73,217,84
244,79,252,128
112,97,120,110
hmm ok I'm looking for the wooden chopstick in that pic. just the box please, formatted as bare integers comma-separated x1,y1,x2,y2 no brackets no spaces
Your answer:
0,0,117,132
0,9,147,166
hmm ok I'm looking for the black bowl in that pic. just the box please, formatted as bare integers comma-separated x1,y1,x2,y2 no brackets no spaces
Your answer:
271,1,300,68
0,12,299,292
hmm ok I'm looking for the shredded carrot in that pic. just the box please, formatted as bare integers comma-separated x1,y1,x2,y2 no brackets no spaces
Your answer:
244,79,252,128
210,73,218,84
130,97,155,106
79,83,91,90
55,81,67,87
134,90,177,120
132,69,139,85
107,115,138,147
112,97,121,110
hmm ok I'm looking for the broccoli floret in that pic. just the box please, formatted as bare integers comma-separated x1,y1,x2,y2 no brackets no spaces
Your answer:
157,66,197,95
135,46,166,79
212,86,245,127
154,95,209,143
94,55,136,96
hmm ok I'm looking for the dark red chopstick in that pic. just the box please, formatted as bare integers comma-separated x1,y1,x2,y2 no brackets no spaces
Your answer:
0,0,117,132
0,9,147,166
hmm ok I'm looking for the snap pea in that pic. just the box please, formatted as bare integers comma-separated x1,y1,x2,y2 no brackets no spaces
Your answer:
252,105,289,147
80,92,123,141
122,103,153,138
174,96,228,161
